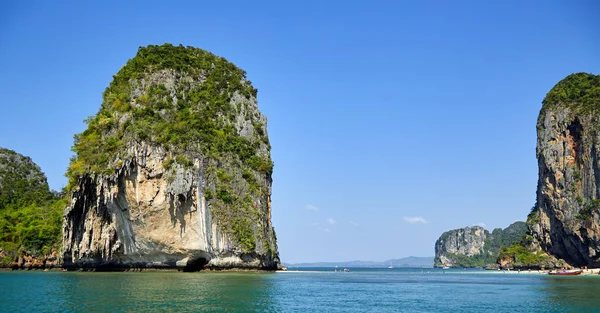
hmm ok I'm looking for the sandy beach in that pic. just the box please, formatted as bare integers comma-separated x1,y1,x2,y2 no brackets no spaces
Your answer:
489,268,600,276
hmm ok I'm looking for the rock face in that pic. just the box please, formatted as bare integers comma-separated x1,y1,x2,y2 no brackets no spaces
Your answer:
0,147,50,200
434,226,487,267
528,73,600,267
434,222,527,267
62,44,279,270
0,248,60,269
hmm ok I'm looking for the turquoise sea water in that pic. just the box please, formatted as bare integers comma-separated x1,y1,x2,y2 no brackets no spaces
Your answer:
2,268,600,312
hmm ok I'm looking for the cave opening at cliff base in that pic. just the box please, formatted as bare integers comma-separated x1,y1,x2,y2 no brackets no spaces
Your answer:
183,257,208,272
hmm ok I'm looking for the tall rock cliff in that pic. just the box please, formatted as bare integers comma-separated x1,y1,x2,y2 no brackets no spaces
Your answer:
528,73,600,267
434,222,527,267
434,226,487,267
62,44,279,270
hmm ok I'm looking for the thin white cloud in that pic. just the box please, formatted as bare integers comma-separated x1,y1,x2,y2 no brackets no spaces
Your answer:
305,204,319,211
403,216,428,224
327,218,337,225
475,222,486,227
349,221,359,227
311,222,331,233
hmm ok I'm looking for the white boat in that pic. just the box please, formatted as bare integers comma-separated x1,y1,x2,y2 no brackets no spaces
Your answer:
388,261,393,269
443,266,450,269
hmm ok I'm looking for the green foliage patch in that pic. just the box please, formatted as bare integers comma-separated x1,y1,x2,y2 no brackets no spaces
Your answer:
0,149,53,209
498,243,546,266
0,148,65,264
527,205,541,226
543,73,600,111
0,199,66,264
539,73,600,128
66,44,266,189
576,199,600,220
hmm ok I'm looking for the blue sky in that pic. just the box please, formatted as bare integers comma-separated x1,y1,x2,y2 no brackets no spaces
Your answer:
1,1,599,263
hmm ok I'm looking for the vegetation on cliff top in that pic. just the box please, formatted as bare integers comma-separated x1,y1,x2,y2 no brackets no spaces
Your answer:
67,44,268,188
66,44,274,253
0,148,64,264
539,73,600,126
483,221,527,255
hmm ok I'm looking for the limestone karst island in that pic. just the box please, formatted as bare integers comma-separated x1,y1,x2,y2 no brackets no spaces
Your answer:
1,44,279,271
4,1,600,311
1,45,599,274
434,73,600,271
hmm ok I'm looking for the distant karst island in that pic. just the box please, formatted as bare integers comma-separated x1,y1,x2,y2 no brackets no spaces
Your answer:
434,222,529,268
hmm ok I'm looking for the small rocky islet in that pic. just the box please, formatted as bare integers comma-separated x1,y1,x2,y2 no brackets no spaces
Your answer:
1,45,599,271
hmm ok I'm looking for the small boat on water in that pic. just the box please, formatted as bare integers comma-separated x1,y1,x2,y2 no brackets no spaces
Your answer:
548,269,583,276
